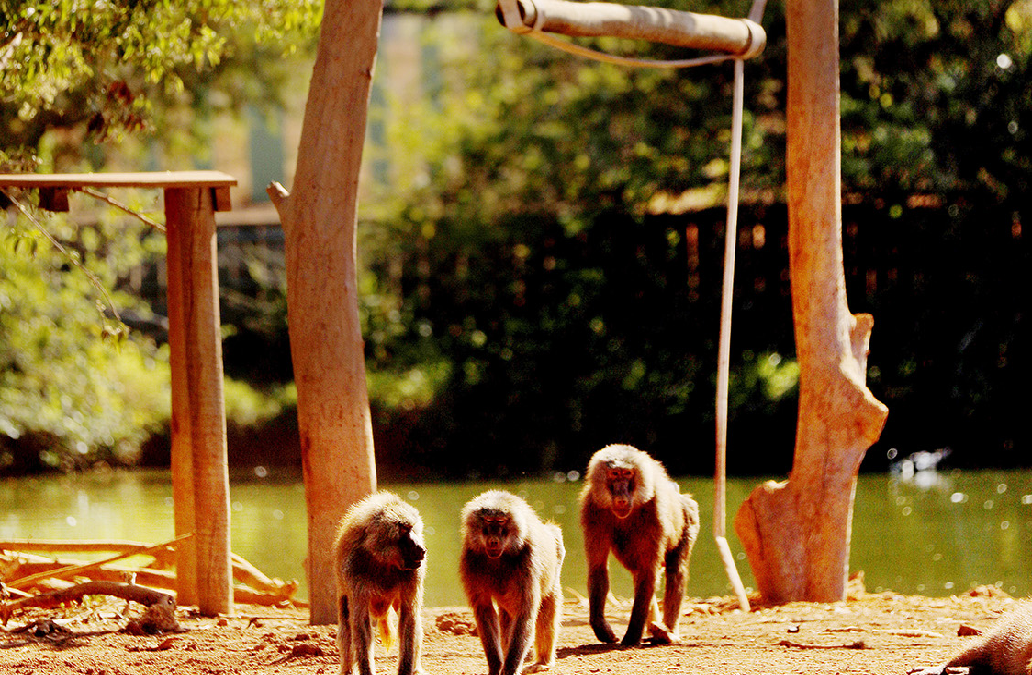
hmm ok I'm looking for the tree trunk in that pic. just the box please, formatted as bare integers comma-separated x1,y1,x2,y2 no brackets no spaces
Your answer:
732,0,888,604
268,0,381,625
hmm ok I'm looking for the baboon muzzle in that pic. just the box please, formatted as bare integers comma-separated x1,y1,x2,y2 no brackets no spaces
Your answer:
400,535,426,570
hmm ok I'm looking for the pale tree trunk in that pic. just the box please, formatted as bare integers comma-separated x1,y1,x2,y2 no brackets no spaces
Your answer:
268,0,381,624
732,0,888,604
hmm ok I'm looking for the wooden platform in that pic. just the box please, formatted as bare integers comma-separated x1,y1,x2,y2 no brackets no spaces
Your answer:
0,171,238,616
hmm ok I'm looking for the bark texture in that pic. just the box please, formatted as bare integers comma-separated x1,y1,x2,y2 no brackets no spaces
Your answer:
268,0,382,624
732,0,888,604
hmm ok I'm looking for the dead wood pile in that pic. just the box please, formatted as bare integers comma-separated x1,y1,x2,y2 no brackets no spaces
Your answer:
0,535,301,631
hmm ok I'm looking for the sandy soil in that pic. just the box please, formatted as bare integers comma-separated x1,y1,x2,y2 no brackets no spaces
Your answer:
0,585,1020,675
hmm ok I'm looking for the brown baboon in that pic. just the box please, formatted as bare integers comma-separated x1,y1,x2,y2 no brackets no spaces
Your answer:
909,603,1032,675
334,491,426,675
460,490,565,675
579,443,700,646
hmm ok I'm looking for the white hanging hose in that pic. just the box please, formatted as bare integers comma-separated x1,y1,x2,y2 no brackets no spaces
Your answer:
714,55,751,612
714,0,766,616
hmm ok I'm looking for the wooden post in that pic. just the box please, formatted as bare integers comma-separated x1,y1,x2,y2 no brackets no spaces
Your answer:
268,0,380,625
165,199,198,608
164,187,233,616
732,0,888,604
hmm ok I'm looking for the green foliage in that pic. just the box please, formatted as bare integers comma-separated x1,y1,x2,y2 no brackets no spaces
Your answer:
0,204,296,473
0,210,169,471
0,0,320,167
3,0,1030,476
839,0,1032,199
353,0,1030,475
223,380,296,427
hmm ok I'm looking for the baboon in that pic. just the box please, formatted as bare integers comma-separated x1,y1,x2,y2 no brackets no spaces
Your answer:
334,491,426,675
460,490,565,675
909,603,1032,675
579,443,700,646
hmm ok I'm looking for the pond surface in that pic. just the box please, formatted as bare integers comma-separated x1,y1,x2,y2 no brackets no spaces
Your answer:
2,469,1031,607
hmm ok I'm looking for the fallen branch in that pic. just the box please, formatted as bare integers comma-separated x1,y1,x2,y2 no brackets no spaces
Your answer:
779,639,868,650
1,581,178,632
0,582,30,599
230,553,299,597
233,585,303,607
7,534,192,591
3,555,175,590
872,628,945,639
3,538,297,598
0,538,179,556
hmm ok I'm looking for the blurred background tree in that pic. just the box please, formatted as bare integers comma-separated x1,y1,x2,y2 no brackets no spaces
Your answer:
0,0,319,471
1,0,1028,477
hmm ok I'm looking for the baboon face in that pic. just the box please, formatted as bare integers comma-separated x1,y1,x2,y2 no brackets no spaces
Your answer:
465,506,523,559
605,465,636,519
478,511,512,559
370,516,426,571
585,445,655,520
395,522,426,570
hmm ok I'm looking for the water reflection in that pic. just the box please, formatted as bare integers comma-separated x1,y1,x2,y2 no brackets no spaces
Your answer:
1,469,1030,606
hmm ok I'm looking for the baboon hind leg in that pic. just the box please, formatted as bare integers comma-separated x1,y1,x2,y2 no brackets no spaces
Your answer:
646,595,676,644
659,525,696,641
338,594,354,675
527,590,560,672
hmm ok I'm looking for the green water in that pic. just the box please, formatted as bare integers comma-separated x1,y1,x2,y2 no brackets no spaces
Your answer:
2,469,1031,606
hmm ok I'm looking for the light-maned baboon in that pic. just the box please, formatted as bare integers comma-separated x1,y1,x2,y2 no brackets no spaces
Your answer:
334,491,426,675
460,490,565,675
909,602,1032,675
579,443,700,646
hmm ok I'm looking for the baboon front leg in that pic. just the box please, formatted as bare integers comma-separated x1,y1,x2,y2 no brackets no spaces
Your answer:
587,564,618,644
500,607,535,675
645,595,676,644
623,569,658,646
397,599,423,675
499,609,513,654
474,603,503,675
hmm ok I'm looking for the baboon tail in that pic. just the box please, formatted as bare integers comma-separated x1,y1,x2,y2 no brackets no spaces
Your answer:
378,606,397,652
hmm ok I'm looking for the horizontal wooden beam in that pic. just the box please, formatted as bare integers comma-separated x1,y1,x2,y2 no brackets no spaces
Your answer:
499,0,765,57
0,171,237,213
0,170,237,190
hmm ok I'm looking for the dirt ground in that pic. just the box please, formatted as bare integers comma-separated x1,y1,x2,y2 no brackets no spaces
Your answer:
0,584,1020,675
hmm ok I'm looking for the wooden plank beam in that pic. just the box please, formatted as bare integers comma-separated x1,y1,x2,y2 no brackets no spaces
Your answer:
0,171,237,190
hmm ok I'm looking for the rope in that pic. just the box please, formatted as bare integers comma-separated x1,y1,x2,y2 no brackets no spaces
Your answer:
527,31,733,69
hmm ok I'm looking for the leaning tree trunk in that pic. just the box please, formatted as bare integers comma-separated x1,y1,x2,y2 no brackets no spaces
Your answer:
268,0,381,624
732,0,888,604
